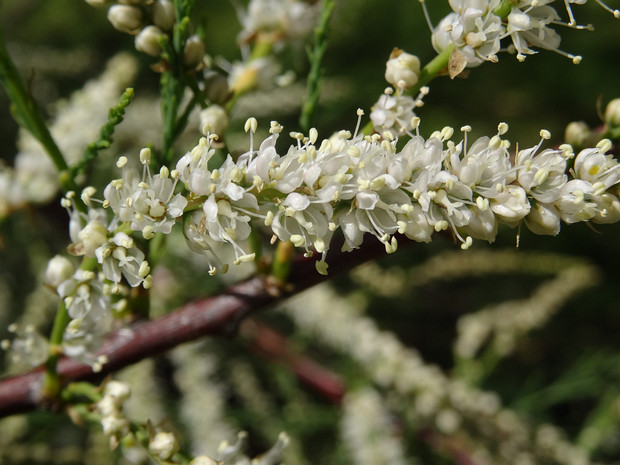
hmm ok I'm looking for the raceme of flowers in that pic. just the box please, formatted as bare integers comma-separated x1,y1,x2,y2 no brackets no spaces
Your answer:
66,116,620,284
428,0,620,67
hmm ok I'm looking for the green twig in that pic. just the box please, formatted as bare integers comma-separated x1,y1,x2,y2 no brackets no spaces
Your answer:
299,0,335,132
0,27,74,191
69,88,135,180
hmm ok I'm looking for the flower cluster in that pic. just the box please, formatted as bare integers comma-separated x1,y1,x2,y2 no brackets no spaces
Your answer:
236,0,321,44
428,0,620,67
158,116,619,275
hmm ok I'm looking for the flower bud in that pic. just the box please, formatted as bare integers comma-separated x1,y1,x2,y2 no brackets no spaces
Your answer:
200,105,229,136
104,380,131,404
203,71,230,105
385,48,420,89
45,255,75,288
85,0,109,6
524,202,561,236
564,121,590,149
153,0,176,30
101,415,130,437
149,432,179,460
78,220,109,257
107,5,143,34
183,35,205,68
135,25,164,57
605,98,620,128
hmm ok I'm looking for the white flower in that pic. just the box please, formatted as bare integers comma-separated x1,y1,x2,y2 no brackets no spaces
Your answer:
572,146,620,188
95,232,151,288
505,3,562,61
58,269,110,321
228,57,280,94
77,220,110,257
490,185,531,225
2,325,49,369
445,135,513,198
149,432,179,460
203,195,257,264
238,0,319,42
45,255,76,289
525,201,561,235
106,150,187,237
370,93,416,137
271,192,332,254
104,381,132,405
591,193,620,224
432,2,503,66
516,147,567,203
200,105,229,137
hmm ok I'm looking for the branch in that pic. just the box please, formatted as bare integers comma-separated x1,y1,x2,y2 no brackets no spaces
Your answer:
0,236,391,418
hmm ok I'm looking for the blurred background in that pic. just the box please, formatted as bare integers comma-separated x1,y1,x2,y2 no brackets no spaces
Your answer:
1,1,620,464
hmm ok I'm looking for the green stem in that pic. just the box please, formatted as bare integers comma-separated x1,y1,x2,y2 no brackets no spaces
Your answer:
160,15,191,167
61,381,102,404
300,0,335,132
43,257,97,399
0,27,74,191
69,88,135,180
271,241,295,283
409,43,454,96
42,301,71,399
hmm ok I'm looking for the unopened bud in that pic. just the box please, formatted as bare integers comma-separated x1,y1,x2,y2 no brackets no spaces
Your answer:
45,255,75,288
200,105,229,136
564,121,590,149
183,35,205,68
85,0,109,6
107,5,143,34
385,48,421,89
135,25,164,57
149,432,179,460
152,0,176,30
605,98,620,128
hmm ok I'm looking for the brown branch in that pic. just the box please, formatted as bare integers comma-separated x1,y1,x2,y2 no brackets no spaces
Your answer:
0,236,392,418
241,318,347,404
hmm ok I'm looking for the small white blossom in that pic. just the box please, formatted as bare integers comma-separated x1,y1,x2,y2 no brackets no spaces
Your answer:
95,232,151,288
45,255,76,289
572,146,620,188
149,432,180,460
105,150,187,237
200,105,229,137
370,93,416,138
238,0,320,42
516,146,567,203
432,1,503,67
